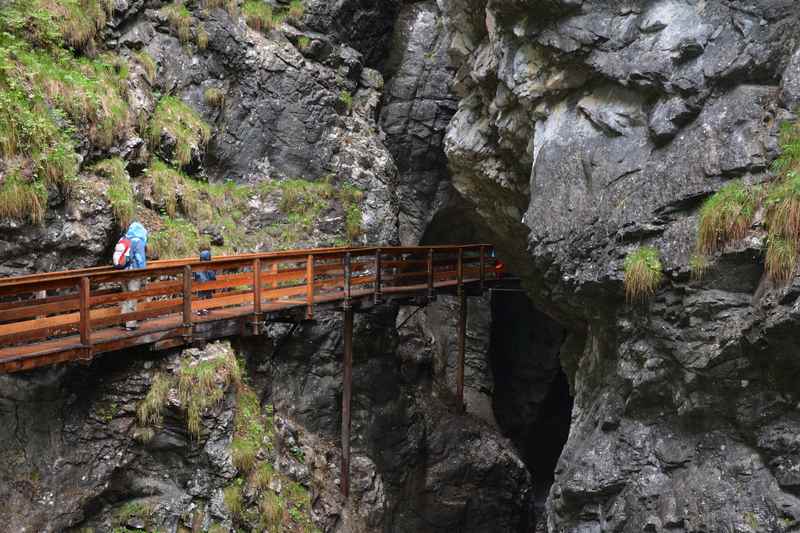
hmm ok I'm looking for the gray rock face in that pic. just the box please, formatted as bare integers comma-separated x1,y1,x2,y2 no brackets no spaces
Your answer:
438,0,800,530
381,0,459,245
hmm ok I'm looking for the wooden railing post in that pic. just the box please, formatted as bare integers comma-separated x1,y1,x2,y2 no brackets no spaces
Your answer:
183,266,193,342
341,303,354,498
427,249,435,301
479,245,486,291
374,248,382,304
343,252,352,309
252,259,263,335
79,277,92,361
457,247,464,288
306,254,315,320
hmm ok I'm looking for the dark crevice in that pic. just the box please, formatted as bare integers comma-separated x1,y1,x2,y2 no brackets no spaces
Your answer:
489,288,573,529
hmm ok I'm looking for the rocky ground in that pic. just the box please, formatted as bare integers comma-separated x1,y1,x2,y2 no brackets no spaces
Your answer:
4,0,800,532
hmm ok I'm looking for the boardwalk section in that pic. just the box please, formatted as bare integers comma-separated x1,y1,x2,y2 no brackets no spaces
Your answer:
0,245,497,374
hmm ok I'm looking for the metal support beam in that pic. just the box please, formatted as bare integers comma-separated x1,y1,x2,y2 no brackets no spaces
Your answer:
456,286,466,412
341,305,354,498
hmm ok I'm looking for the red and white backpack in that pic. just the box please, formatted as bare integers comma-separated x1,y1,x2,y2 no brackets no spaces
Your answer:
112,237,132,269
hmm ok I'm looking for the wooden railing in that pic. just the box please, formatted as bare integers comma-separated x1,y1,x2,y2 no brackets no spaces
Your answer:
0,245,497,373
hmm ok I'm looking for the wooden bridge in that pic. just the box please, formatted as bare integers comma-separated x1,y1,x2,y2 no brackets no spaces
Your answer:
0,244,499,497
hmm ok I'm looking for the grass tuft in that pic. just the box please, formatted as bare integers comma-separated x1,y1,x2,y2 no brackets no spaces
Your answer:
259,491,284,531
149,217,200,259
696,181,758,255
137,372,173,427
95,158,135,228
243,1,273,33
148,96,211,167
623,246,662,303
135,51,157,83
0,172,48,225
197,26,209,50
338,90,353,111
287,0,304,21
161,2,192,44
223,483,244,518
297,36,310,51
689,253,709,282
766,236,798,283
204,87,225,108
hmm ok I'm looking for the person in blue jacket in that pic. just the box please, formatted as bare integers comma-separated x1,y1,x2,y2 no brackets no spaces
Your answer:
193,249,216,316
122,222,148,330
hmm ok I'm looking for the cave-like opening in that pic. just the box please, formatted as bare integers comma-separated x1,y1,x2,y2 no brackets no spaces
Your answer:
489,288,573,525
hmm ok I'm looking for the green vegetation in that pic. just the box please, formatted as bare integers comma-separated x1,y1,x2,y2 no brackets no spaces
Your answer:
0,174,48,225
765,171,800,282
160,2,192,44
338,90,353,111
297,36,310,51
136,372,172,427
624,246,662,303
0,0,114,52
135,51,156,83
197,27,209,50
114,501,154,528
232,385,271,473
176,348,241,438
689,253,709,282
95,158,135,228
250,461,274,491
223,481,244,518
148,217,201,259
148,96,211,167
288,0,304,21
696,180,759,255
243,1,274,33
259,491,284,531
204,87,225,108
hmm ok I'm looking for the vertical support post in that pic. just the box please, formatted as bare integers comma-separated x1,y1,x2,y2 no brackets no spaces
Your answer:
343,252,352,308
456,279,467,413
341,304,354,498
270,261,279,288
374,248,382,304
253,259,263,335
306,254,315,320
183,265,193,341
427,248,435,301
79,277,91,360
456,247,466,411
479,245,486,291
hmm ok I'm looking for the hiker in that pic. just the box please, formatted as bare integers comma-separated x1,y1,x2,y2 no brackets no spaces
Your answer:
114,221,148,330
193,249,216,316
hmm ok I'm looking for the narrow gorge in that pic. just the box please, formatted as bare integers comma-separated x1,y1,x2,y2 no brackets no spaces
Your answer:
1,1,799,532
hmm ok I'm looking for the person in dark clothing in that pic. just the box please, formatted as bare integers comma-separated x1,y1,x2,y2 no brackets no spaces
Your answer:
193,249,216,316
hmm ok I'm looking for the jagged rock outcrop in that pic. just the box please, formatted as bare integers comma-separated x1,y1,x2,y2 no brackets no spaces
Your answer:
439,0,800,530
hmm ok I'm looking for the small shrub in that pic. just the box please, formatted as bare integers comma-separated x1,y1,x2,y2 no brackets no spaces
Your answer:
204,87,225,108
135,51,157,84
137,372,173,426
338,90,353,111
197,27,209,50
287,0,304,21
623,246,663,303
259,491,284,531
696,181,758,255
161,2,192,44
243,1,273,33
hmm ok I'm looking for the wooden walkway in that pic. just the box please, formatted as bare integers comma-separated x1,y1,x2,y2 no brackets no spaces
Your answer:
0,245,497,374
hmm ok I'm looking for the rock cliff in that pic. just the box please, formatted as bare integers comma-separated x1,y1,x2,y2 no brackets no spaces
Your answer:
3,0,800,532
